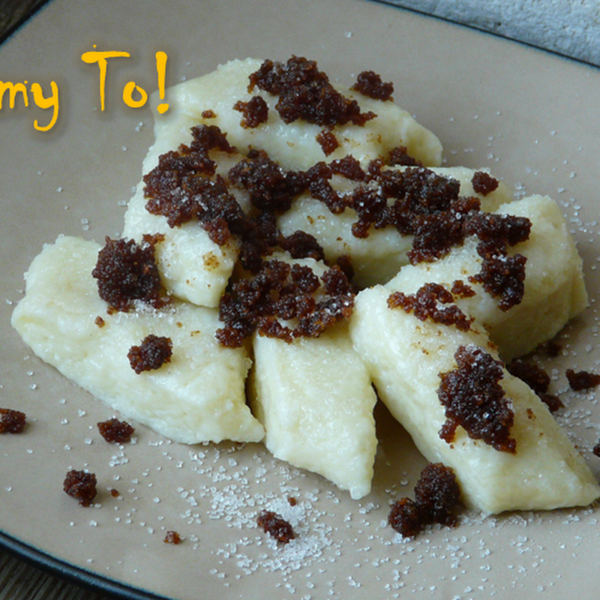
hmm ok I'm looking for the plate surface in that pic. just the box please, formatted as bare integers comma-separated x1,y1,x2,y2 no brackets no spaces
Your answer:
1,1,600,599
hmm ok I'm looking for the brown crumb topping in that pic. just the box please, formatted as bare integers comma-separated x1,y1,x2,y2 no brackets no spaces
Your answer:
63,470,97,507
234,95,269,128
388,497,422,538
471,171,499,196
216,260,354,347
330,155,366,181
143,125,243,245
92,236,168,312
98,418,135,443
507,359,563,412
387,146,422,167
464,213,531,311
201,109,216,119
144,120,527,309
257,510,296,544
279,230,325,262
316,129,340,156
438,345,516,453
566,369,600,391
128,335,173,374
471,242,527,311
351,70,394,101
388,463,461,538
229,148,304,214
248,56,376,127
450,279,476,298
0,408,26,434
164,530,182,544
94,316,106,328
388,283,473,332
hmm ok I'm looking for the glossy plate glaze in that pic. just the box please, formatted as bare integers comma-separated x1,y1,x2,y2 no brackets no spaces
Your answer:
1,1,600,598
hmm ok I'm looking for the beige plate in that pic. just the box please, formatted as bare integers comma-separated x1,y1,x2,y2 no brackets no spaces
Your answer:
2,1,600,598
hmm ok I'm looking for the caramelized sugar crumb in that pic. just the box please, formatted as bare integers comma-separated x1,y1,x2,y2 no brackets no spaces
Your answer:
144,125,244,244
233,95,269,128
464,212,531,247
216,260,353,347
229,149,303,213
98,418,135,443
464,213,531,311
92,236,167,312
407,196,479,264
438,345,516,453
388,283,473,332
248,56,376,127
351,70,394,101
128,335,173,374
316,129,340,156
507,359,563,412
414,462,461,526
470,241,527,311
330,155,365,181
389,463,460,538
387,145,422,167
566,369,600,391
303,161,345,215
450,279,476,298
279,230,325,261
471,171,499,196
164,530,182,544
388,497,422,538
0,408,26,434
63,470,97,507
257,510,296,544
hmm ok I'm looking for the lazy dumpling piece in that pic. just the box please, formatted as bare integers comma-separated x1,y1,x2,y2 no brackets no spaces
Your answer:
350,284,600,513
11,235,264,445
386,195,588,361
150,57,443,171
219,250,377,499
123,142,249,309
250,322,378,500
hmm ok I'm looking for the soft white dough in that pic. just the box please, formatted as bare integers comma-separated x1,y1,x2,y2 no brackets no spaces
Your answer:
11,235,264,445
249,322,378,500
349,284,600,513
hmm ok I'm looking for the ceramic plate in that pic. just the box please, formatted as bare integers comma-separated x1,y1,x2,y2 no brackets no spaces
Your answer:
2,1,600,598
